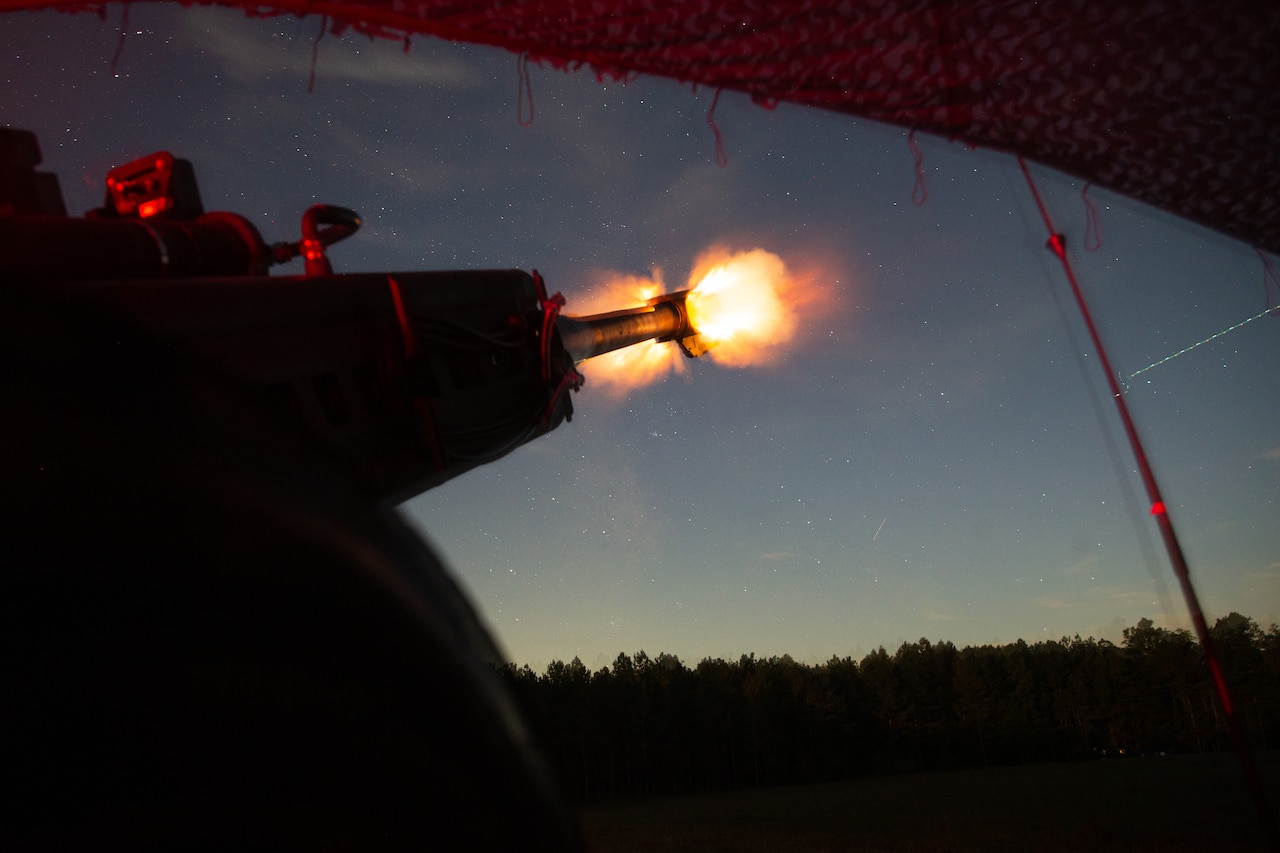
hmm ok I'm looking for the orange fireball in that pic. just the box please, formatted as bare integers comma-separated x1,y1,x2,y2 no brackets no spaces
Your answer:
576,245,806,395
685,247,797,367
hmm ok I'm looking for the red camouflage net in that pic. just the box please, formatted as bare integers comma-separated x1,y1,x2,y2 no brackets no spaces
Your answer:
7,0,1280,254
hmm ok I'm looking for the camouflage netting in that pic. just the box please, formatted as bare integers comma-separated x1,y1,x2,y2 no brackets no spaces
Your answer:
7,0,1280,253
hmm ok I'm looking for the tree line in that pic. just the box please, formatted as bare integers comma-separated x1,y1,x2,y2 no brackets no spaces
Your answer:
495,613,1280,803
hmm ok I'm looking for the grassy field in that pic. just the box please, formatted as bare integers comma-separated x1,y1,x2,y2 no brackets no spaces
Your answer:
578,751,1280,851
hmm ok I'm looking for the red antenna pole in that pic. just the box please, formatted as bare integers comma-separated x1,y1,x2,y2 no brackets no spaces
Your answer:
1018,158,1278,851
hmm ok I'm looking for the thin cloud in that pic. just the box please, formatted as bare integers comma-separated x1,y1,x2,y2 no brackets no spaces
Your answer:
1245,565,1280,583
188,7,479,88
926,611,976,623
1061,554,1100,576
1032,594,1074,611
1094,587,1159,605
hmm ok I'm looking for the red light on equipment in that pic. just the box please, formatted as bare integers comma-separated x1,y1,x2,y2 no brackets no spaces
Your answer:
104,150,203,220
137,197,173,219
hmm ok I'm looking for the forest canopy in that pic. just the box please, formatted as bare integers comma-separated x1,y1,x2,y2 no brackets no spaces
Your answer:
499,614,1280,803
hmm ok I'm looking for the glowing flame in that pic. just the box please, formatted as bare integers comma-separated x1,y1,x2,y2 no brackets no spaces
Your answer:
685,247,797,367
567,272,687,397
579,337,689,397
577,246,808,396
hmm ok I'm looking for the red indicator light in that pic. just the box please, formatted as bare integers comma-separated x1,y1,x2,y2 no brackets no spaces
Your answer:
137,197,172,218
1150,501,1166,515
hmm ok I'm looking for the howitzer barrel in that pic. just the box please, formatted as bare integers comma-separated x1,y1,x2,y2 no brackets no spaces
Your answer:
556,291,701,362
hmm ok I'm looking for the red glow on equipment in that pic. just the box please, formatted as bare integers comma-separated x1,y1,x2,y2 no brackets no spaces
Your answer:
104,150,203,220
386,274,417,359
137,197,172,218
1150,501,1166,515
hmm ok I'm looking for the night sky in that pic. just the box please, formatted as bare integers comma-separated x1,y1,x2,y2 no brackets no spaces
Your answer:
7,5,1278,672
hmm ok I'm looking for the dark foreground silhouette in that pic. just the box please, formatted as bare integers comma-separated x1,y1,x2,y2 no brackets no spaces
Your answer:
579,750,1280,852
